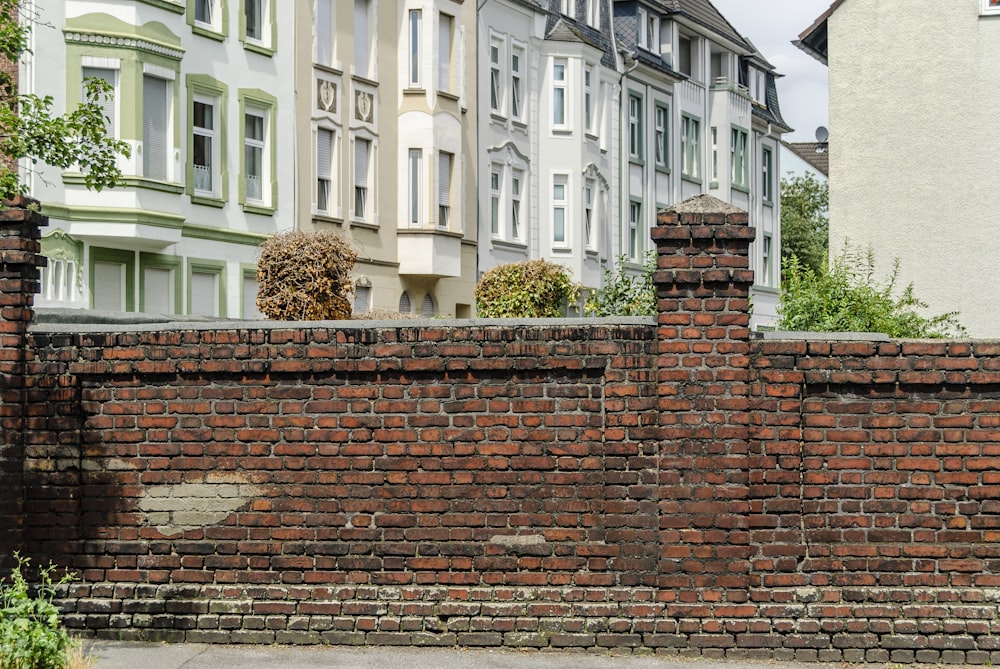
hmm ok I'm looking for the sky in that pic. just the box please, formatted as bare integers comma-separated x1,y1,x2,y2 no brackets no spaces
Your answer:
711,0,831,142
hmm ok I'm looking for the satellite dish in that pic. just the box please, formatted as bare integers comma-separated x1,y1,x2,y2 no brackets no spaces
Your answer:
815,126,830,143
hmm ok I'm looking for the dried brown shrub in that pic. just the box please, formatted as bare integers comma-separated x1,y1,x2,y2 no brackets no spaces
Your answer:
256,230,357,320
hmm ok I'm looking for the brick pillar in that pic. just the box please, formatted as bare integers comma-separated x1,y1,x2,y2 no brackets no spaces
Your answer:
651,195,755,608
0,197,46,570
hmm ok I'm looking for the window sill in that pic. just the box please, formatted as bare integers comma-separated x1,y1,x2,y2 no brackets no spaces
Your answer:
511,119,528,131
763,199,774,208
550,246,571,254
312,213,343,225
552,127,572,136
351,73,379,87
585,131,600,142
682,174,703,186
492,238,527,251
242,202,275,216
437,90,460,102
489,111,507,123
125,177,185,194
350,219,379,231
732,184,750,195
313,62,343,75
708,180,719,190
192,24,226,42
655,165,671,175
242,40,275,57
629,157,645,167
191,194,226,208
585,248,599,257
403,87,426,96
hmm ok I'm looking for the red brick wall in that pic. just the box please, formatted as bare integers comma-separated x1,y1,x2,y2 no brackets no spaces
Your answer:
5,197,1000,662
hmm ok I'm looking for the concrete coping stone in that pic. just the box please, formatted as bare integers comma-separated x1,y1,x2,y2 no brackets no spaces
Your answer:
758,330,891,342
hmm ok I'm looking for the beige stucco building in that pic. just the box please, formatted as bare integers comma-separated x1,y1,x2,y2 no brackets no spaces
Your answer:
798,0,1000,337
294,0,478,318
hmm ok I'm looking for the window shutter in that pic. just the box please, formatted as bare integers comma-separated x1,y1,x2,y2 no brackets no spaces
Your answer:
243,275,263,319
438,153,451,206
93,261,124,312
82,67,116,137
422,295,435,317
354,139,369,187
317,129,333,179
398,291,411,314
354,286,371,314
190,272,218,317
143,267,172,315
143,76,168,181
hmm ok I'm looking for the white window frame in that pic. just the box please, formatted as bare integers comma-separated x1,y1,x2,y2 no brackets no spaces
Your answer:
681,115,700,180
354,0,373,79
511,44,525,121
438,151,453,229
762,146,774,204
490,37,505,116
584,64,595,135
731,126,749,189
560,0,575,18
584,180,595,251
408,148,422,226
315,0,334,66
81,64,120,140
645,11,660,52
983,0,1000,15
628,93,642,160
552,174,568,246
194,0,219,31
244,106,268,205
142,65,174,182
586,0,598,27
761,234,773,287
438,12,454,94
711,126,718,181
408,9,421,87
490,164,502,238
511,169,523,242
192,95,219,197
353,136,372,221
244,0,267,45
315,126,336,216
552,58,568,130
628,201,641,261
654,104,668,170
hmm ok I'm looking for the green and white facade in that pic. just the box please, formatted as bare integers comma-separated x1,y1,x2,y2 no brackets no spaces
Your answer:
25,0,292,318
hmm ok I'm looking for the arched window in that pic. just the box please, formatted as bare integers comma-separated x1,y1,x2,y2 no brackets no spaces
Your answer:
399,291,412,313
422,294,435,317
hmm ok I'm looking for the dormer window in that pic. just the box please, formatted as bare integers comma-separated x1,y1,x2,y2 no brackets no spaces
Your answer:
638,8,659,52
560,0,575,19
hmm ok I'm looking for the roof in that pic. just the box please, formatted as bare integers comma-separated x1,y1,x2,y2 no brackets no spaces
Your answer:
659,0,753,51
782,141,830,176
542,1,618,68
794,0,847,65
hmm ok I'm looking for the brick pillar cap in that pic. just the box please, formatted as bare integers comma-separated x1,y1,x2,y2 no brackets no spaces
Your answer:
658,194,745,216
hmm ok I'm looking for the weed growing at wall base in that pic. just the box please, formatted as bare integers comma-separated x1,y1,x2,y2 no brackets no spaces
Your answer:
0,553,82,669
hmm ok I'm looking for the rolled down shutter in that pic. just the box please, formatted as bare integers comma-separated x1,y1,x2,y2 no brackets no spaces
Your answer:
82,67,117,137
354,139,369,186
143,267,172,315
438,153,451,206
317,129,333,179
93,261,124,312
143,75,168,181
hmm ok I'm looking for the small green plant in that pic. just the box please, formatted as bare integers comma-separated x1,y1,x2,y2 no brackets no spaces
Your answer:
475,259,579,318
585,252,657,317
0,553,77,669
778,244,965,338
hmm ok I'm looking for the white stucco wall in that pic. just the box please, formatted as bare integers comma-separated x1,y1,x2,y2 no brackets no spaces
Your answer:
828,0,1000,337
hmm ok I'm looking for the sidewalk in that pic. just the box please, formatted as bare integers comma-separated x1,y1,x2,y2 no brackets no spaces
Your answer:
84,641,839,669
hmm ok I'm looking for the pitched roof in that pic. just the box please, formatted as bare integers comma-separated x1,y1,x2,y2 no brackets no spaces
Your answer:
794,0,847,65
655,0,753,51
783,141,830,176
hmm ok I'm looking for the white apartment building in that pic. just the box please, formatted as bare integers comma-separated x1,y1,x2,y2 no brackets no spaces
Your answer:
478,0,789,326
295,0,478,318
477,0,619,295
615,0,790,326
27,0,294,319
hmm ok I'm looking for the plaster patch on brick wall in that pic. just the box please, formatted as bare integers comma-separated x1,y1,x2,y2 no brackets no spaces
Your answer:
138,478,262,536
490,534,545,548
